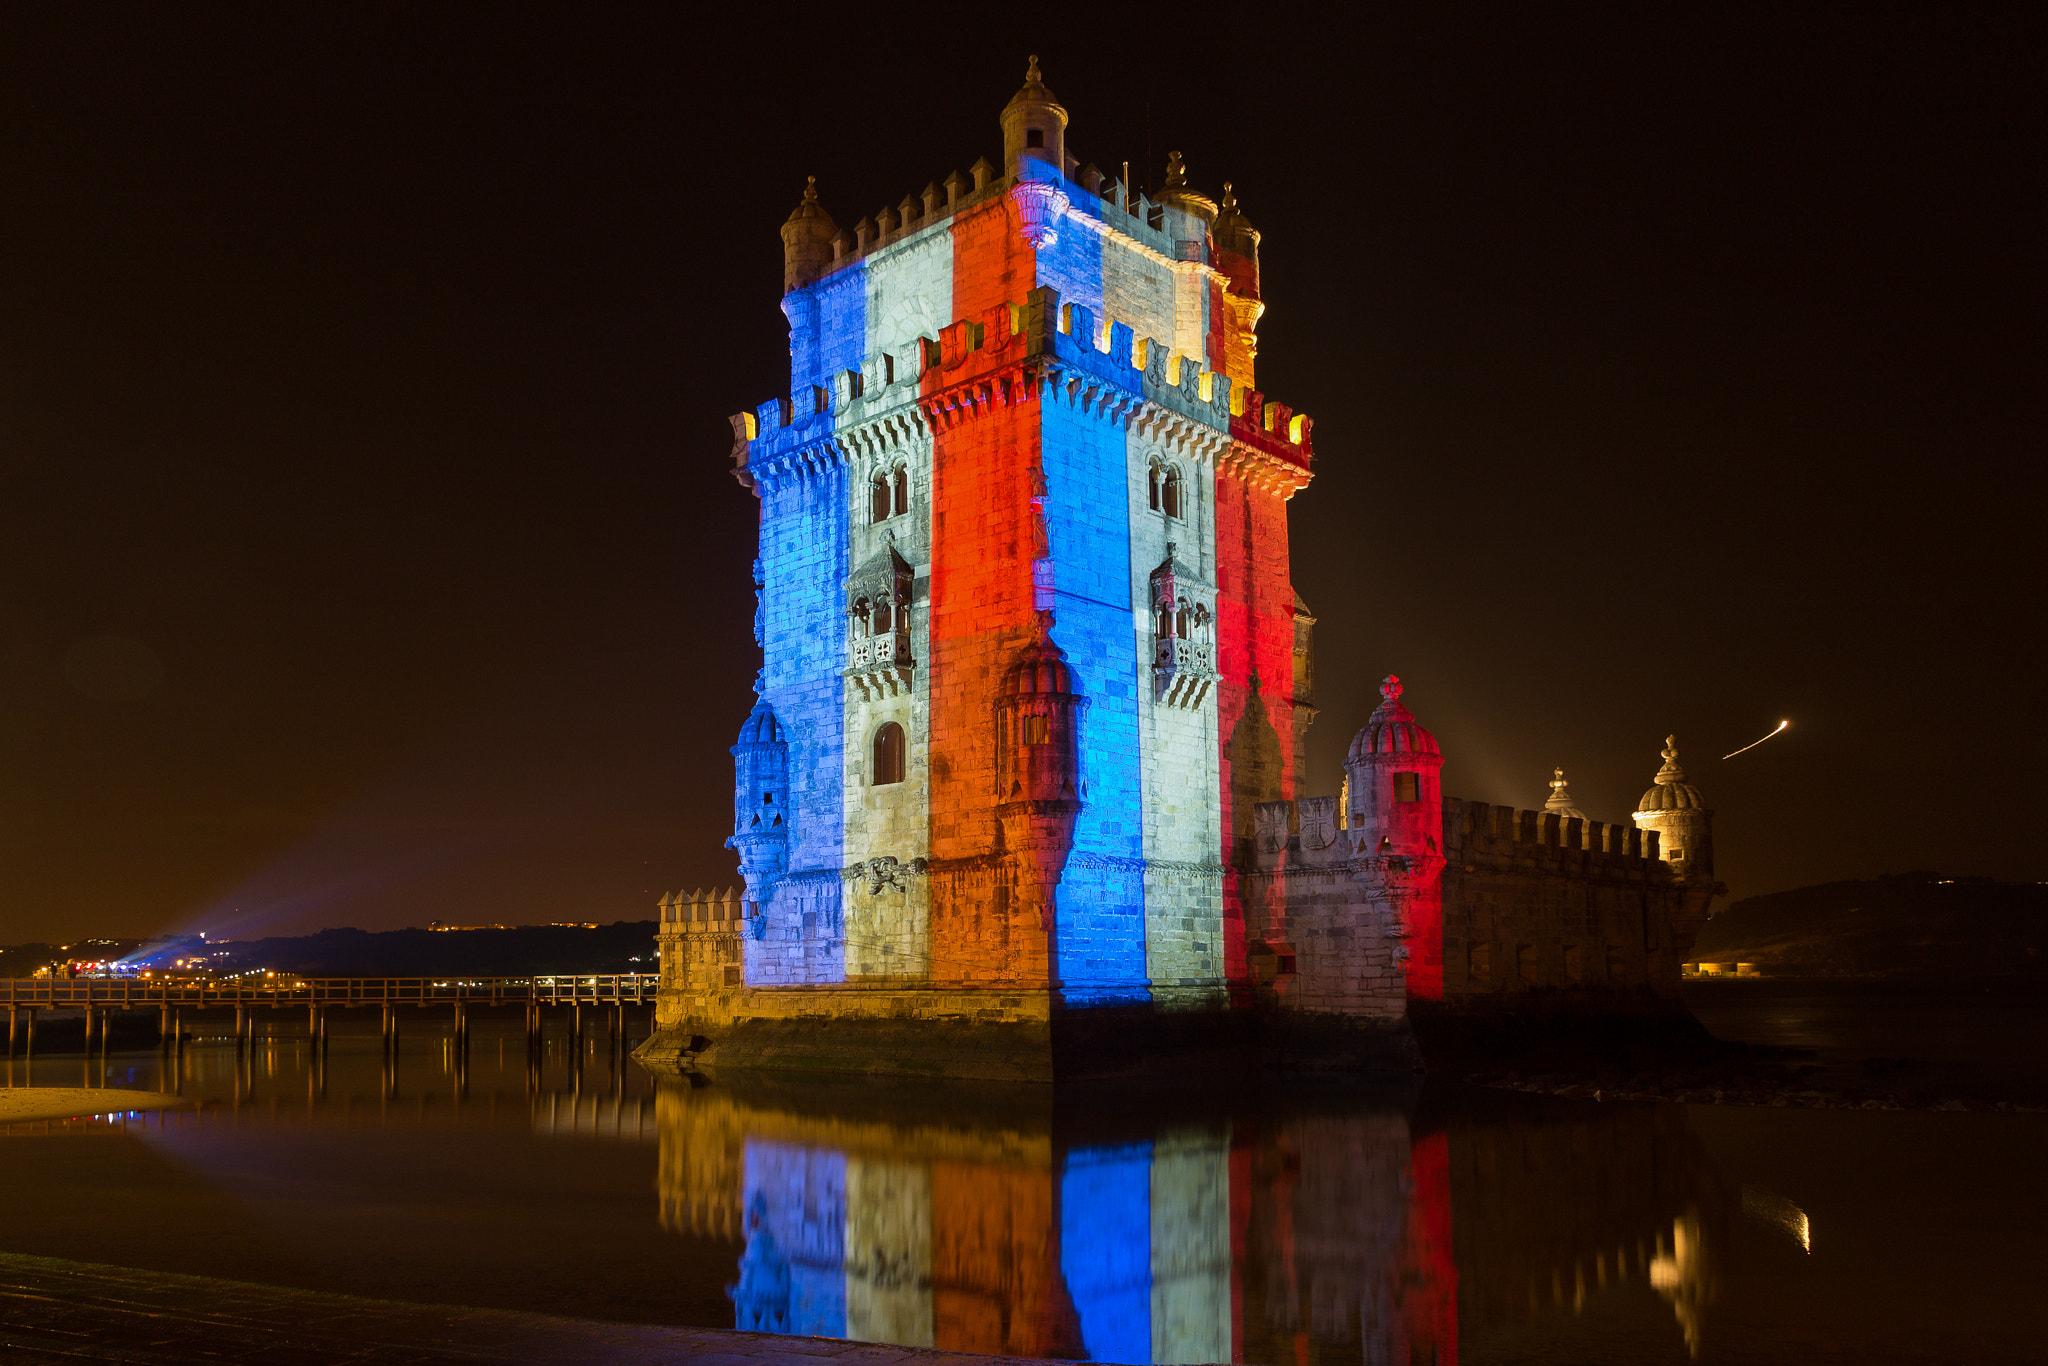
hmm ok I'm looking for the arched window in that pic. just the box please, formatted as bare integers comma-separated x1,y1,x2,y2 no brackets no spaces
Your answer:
1022,714,1050,745
1162,469,1183,519
1175,607,1189,637
1148,466,1161,510
870,475,891,523
872,723,906,785
892,467,908,516
872,595,892,634
852,598,870,637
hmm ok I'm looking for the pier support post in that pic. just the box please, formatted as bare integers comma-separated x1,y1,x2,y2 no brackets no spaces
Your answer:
160,1004,173,1052
234,1004,248,1053
84,1002,98,1056
7,1004,15,1058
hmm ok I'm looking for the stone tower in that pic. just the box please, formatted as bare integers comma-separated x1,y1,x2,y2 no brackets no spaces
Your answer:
1632,735,1722,963
713,58,1315,1034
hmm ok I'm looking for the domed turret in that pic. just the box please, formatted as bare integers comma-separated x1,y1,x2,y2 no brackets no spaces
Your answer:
1343,675,1448,1000
1347,674,1441,765
1212,182,1262,299
1636,736,1706,813
1632,736,1714,874
780,176,839,292
1000,56,1068,179
1155,151,1217,222
1543,766,1586,820
727,696,791,888
996,622,1087,932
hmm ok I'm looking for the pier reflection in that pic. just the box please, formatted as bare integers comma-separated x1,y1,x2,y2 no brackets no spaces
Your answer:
655,1080,1729,1365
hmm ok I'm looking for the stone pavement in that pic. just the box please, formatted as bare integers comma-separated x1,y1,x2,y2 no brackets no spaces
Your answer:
0,1254,1084,1366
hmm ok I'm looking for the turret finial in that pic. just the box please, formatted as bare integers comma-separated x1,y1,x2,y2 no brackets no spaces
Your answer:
1655,735,1687,783
1163,150,1188,190
1026,54,1041,82
1381,674,1403,703
1544,766,1586,818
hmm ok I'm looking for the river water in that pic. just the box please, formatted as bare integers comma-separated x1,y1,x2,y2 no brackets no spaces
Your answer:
2,1000,2042,1365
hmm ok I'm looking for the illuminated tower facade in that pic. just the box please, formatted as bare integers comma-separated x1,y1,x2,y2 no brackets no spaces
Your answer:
723,60,1315,1018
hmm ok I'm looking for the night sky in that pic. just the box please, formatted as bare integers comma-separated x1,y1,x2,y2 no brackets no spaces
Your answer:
1,6,2040,943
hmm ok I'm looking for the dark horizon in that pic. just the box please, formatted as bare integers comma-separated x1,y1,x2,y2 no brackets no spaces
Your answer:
1,6,2041,943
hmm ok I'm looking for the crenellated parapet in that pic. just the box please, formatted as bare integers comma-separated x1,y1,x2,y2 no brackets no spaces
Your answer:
730,284,1312,498
655,886,747,998
1447,800,1667,871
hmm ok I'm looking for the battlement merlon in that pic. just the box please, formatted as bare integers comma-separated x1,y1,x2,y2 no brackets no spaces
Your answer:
727,286,1312,496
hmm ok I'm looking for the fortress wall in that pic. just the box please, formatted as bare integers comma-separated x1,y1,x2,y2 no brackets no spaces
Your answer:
1441,798,1690,1000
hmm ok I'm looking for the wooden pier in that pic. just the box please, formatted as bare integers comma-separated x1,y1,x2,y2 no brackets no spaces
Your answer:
2,974,659,1059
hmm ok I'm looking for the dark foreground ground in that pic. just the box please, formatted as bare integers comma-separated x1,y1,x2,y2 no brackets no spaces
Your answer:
0,1253,1067,1366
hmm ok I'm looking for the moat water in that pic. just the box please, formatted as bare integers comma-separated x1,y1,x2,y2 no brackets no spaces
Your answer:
2,988,2042,1365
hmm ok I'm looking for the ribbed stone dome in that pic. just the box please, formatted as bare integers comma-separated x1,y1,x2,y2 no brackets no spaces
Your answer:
1635,736,1706,813
1347,675,1439,762
1002,55,1065,121
783,176,835,229
1001,625,1077,697
735,701,783,747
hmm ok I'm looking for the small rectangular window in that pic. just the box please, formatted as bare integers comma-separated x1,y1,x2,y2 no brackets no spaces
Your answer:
1392,772,1420,802
1025,128,1044,148
1276,955,1296,976
1022,715,1050,745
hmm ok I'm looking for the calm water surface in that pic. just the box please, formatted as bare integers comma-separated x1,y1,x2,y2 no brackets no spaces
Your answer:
2,1013,2041,1365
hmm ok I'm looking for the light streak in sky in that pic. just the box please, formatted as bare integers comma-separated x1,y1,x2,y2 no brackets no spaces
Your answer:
1722,720,1790,760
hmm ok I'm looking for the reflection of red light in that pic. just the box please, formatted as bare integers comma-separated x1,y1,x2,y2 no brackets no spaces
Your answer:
1402,1131,1459,1365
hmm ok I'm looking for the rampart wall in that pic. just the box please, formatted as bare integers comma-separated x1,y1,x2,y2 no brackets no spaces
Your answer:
1441,798,1693,1000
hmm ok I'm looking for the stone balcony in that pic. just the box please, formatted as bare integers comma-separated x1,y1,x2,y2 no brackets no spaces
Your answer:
846,631,914,700
1153,635,1216,709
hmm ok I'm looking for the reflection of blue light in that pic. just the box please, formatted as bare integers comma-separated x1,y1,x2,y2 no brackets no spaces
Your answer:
1061,1142,1154,1364
740,1139,847,1338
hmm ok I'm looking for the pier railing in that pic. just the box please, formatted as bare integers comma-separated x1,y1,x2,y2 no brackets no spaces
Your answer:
2,975,660,1009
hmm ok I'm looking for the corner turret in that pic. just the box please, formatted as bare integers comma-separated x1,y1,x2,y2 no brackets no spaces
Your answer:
1000,56,1068,180
996,622,1087,932
1345,675,1448,999
1155,151,1217,223
780,177,839,293
1212,182,1261,299
1631,736,1713,877
727,696,791,892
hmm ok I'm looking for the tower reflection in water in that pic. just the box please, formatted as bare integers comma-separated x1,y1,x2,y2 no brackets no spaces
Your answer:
656,1082,1720,1365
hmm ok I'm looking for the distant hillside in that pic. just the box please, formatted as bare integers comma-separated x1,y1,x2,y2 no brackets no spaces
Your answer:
1693,873,2048,978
